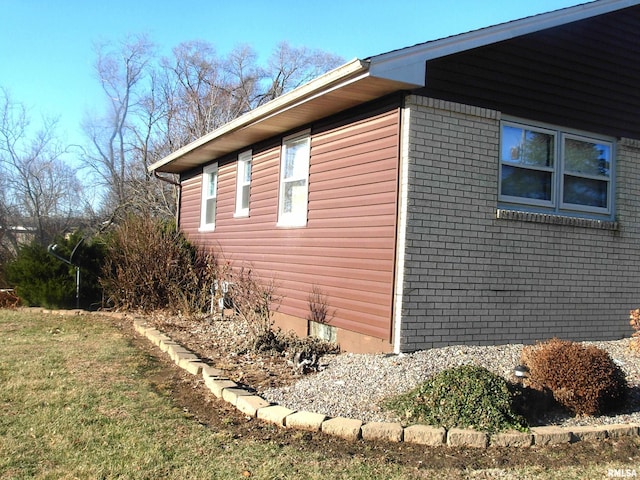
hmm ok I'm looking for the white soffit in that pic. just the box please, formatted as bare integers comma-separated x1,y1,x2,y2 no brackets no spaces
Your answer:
151,0,640,173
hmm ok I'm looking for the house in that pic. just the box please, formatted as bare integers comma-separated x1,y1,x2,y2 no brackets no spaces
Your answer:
150,0,640,353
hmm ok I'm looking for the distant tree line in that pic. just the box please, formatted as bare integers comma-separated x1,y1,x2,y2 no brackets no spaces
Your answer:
0,37,343,285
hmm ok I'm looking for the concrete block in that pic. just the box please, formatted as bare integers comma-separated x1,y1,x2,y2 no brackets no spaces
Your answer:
178,359,204,375
570,425,608,442
531,426,572,446
321,417,363,441
284,411,327,432
490,430,533,448
447,428,489,448
605,424,640,438
257,405,296,426
361,422,404,443
133,319,146,334
158,340,180,353
145,329,164,346
403,425,446,446
202,365,227,380
236,395,271,417
173,352,199,365
167,345,192,363
205,378,237,398
222,387,252,406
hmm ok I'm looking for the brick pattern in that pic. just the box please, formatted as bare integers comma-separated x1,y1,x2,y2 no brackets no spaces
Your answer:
399,95,640,351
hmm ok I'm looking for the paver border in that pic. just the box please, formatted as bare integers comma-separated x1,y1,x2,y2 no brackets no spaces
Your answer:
109,313,640,449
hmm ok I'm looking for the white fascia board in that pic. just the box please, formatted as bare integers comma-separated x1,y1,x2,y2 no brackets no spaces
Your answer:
148,59,369,172
368,0,640,86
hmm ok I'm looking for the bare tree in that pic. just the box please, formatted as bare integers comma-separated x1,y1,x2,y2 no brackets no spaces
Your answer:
259,41,344,104
81,37,344,219
81,35,155,213
0,88,83,247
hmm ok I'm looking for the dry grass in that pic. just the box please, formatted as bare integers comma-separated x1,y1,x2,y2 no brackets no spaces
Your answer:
1,309,639,480
0,309,410,479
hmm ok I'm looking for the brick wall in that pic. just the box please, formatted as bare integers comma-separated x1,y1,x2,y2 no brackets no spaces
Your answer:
399,95,640,352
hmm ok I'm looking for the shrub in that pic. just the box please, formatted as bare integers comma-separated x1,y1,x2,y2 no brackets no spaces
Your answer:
0,289,20,308
100,216,217,314
630,309,640,352
521,338,628,416
225,265,280,343
5,232,105,309
384,365,528,433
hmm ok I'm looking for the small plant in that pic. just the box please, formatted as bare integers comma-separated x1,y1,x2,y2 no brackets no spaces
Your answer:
307,284,335,325
521,338,628,416
384,365,528,433
225,265,280,348
629,309,640,352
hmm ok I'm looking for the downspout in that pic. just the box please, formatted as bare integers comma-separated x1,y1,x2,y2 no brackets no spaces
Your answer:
392,96,412,354
153,171,182,228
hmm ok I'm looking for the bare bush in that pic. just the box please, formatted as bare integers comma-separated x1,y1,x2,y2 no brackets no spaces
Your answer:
521,338,628,416
223,265,280,349
306,284,335,325
101,216,217,314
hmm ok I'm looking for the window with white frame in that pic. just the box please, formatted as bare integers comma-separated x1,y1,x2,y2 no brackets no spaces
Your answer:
499,120,613,216
278,131,310,227
235,150,252,217
200,163,218,231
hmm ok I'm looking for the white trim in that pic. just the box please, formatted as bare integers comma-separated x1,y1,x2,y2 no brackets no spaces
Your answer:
368,0,640,84
150,0,639,175
277,130,311,228
499,118,614,217
149,60,368,172
199,163,218,232
234,150,252,218
393,103,412,354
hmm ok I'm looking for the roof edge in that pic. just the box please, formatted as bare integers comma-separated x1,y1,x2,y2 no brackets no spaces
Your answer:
368,0,640,83
148,58,370,172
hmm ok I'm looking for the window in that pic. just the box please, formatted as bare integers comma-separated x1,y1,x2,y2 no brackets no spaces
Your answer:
200,163,218,231
235,150,252,217
278,131,310,226
500,120,613,216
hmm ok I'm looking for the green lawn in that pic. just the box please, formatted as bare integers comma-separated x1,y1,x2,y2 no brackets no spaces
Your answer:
0,310,412,479
1,309,638,480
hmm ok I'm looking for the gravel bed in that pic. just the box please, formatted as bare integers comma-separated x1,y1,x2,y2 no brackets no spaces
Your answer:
262,339,640,427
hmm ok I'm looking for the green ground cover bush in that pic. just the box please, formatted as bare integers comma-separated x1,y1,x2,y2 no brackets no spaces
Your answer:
384,365,528,433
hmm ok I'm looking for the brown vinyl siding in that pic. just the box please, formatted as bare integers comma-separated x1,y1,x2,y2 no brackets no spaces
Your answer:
419,6,640,140
179,174,201,233
179,99,401,341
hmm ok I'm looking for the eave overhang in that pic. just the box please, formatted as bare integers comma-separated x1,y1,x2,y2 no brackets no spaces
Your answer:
150,0,640,174
149,59,418,173
368,0,640,84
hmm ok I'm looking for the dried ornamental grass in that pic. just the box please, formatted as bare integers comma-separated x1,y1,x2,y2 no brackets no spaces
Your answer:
521,338,628,416
630,308,640,352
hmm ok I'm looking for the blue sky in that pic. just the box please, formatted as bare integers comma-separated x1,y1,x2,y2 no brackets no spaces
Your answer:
1,0,586,149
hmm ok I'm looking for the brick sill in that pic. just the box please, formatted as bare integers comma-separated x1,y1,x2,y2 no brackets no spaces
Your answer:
496,209,618,231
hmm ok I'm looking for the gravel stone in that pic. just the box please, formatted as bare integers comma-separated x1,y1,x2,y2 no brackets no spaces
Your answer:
262,339,640,427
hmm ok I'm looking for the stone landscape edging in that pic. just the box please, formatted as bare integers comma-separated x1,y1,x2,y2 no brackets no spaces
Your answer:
103,312,640,448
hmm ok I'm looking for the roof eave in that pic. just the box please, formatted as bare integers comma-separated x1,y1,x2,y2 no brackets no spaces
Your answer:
368,0,640,82
149,58,400,173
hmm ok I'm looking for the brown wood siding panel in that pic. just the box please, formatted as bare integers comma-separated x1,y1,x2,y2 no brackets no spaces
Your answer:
179,100,401,341
419,6,640,139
